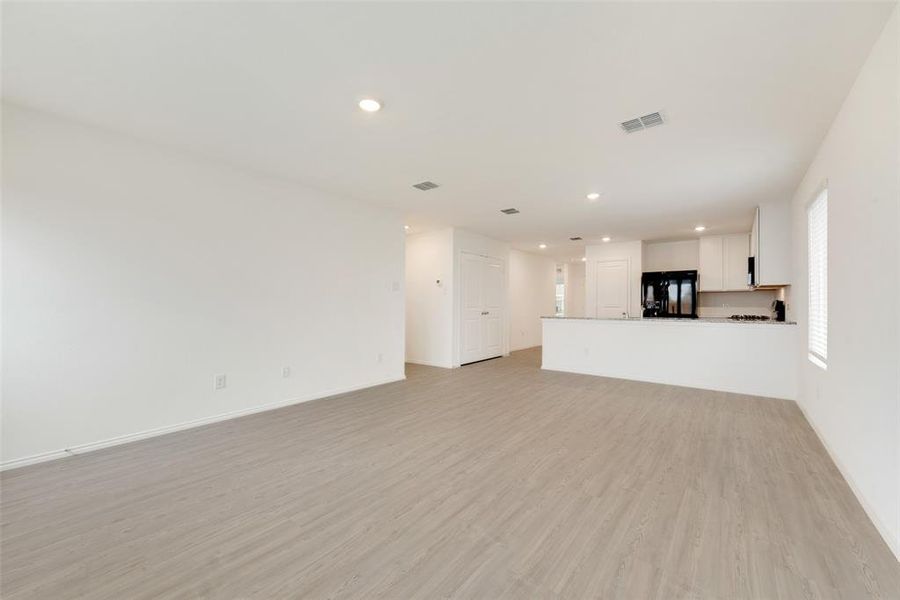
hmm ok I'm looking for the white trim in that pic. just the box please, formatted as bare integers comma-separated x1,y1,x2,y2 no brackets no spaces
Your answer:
0,373,406,472
809,178,829,207
797,401,900,562
807,352,827,371
405,358,452,368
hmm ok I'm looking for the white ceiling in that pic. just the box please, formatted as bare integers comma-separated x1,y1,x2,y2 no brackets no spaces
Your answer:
3,2,893,260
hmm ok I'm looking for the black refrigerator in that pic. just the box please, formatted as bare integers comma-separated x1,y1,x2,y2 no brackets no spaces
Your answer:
641,270,698,318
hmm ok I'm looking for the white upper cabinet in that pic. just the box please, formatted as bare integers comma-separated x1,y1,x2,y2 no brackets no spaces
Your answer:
723,233,750,290
752,201,792,287
698,236,724,291
750,206,759,279
699,233,750,291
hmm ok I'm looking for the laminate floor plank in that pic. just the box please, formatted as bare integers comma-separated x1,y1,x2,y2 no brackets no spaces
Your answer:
2,348,898,599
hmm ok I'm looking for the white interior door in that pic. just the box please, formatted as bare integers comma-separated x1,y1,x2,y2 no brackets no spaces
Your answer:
460,253,505,364
482,257,504,357
461,253,485,364
595,259,629,318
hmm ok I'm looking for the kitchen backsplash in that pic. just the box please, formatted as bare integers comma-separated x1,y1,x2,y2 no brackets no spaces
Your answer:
697,289,778,318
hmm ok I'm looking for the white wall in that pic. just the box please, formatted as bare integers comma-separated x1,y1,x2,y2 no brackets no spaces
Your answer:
563,262,586,318
508,250,556,351
585,241,643,317
405,228,454,367
453,229,510,271
788,8,900,559
2,103,406,467
643,239,699,272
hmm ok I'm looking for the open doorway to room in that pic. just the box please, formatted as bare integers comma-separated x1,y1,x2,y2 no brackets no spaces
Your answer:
555,266,565,316
557,261,586,318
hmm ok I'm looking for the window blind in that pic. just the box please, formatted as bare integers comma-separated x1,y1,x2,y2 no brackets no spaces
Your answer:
807,189,828,366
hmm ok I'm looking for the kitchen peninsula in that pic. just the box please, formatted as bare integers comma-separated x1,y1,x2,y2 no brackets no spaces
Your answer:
541,316,798,399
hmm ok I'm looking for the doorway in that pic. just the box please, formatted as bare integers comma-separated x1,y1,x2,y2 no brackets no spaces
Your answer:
594,258,630,318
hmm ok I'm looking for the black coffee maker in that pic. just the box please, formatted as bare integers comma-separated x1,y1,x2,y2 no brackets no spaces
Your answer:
772,300,786,322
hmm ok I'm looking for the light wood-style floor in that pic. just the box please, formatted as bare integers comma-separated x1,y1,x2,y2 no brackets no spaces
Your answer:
2,348,899,599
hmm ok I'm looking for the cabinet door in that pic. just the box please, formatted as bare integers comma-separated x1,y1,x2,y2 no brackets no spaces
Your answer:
698,236,724,291
723,233,750,290
750,207,759,258
750,207,760,284
758,201,791,286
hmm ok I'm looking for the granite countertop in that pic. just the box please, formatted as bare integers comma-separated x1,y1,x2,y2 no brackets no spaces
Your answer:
542,316,797,325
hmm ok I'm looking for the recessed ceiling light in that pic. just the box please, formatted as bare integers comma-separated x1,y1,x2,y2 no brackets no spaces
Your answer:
581,257,587,262
694,225,706,232
538,243,547,249
586,192,601,201
358,98,382,112
602,236,611,242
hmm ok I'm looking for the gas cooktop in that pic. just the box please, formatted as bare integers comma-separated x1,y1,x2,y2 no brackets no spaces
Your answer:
729,314,771,321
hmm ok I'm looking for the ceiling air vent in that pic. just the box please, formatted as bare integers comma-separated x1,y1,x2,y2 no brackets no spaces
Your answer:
620,118,643,133
569,236,583,241
500,208,520,215
640,112,663,128
412,181,439,191
621,111,664,133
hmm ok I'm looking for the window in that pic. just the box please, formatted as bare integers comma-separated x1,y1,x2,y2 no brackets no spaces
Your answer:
807,188,828,369
555,283,565,316
555,267,565,316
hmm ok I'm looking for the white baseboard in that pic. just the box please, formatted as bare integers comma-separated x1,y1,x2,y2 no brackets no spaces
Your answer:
1,373,406,472
405,358,452,368
796,401,900,562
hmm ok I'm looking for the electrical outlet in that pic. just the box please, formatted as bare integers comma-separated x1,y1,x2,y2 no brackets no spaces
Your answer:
214,374,227,390
282,366,291,378
377,353,384,364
